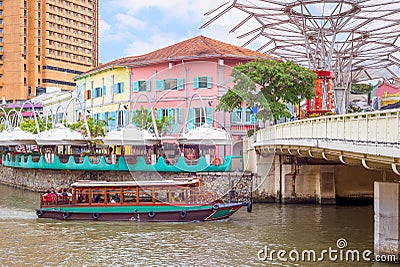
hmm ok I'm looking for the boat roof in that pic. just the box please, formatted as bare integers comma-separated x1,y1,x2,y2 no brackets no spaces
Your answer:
71,178,200,188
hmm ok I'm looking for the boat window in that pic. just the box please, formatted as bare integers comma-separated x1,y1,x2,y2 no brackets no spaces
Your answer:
122,188,137,203
106,188,121,204
170,187,186,203
187,187,203,204
92,188,105,203
154,188,168,203
75,188,89,203
139,187,153,203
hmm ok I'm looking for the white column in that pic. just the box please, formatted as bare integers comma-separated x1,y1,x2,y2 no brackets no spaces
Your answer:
374,182,400,262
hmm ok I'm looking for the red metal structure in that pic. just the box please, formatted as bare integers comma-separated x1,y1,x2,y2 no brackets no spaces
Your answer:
306,70,334,115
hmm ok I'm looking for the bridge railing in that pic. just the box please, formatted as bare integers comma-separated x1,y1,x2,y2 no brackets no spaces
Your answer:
256,108,400,145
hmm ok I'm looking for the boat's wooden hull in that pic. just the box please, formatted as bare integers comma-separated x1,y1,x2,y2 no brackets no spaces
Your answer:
35,202,248,222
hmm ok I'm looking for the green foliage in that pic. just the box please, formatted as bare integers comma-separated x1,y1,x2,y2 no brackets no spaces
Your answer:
346,104,363,114
131,106,173,135
217,59,317,120
351,83,374,94
21,116,52,134
69,117,107,138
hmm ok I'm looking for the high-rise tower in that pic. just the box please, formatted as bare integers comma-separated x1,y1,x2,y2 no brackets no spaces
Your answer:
1,0,98,103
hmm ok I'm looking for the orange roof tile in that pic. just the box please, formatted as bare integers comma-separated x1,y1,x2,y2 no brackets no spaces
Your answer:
83,35,271,75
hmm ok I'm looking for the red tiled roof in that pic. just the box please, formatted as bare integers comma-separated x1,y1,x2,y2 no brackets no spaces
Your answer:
84,35,271,75
376,80,400,97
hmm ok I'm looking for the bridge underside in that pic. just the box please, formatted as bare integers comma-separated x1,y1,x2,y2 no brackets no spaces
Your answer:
247,143,399,205
255,143,400,175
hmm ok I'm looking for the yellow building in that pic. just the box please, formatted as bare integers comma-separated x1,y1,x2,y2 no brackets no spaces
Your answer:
0,0,98,103
75,63,131,131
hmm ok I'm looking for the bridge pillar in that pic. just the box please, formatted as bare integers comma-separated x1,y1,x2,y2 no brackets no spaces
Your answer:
374,182,400,262
316,165,336,204
252,153,277,202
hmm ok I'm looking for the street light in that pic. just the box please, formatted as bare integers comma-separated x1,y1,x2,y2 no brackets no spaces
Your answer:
297,93,302,120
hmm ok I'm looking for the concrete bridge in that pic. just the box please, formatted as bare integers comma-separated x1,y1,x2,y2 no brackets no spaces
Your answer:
244,108,400,260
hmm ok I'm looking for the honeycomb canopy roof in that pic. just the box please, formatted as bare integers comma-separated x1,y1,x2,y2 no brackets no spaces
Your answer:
201,0,400,83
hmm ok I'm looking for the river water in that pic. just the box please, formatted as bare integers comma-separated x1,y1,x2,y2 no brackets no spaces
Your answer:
0,184,394,267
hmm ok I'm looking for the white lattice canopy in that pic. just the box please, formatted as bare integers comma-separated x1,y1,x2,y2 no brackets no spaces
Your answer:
201,0,400,85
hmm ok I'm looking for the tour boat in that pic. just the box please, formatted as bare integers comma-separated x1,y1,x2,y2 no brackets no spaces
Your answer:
36,179,251,222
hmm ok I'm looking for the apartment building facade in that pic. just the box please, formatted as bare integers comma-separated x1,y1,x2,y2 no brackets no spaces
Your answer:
0,0,98,103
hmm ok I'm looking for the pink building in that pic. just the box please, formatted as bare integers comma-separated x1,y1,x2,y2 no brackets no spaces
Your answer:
80,36,270,159
129,36,270,157
375,80,400,98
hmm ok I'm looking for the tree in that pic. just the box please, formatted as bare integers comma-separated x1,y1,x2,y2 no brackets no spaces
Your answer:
351,83,374,94
217,59,317,120
131,106,174,135
21,116,52,134
69,117,107,138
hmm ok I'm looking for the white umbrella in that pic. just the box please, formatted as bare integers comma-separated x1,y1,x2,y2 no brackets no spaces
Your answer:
36,124,88,145
178,123,232,145
9,127,38,145
0,130,17,146
103,124,158,146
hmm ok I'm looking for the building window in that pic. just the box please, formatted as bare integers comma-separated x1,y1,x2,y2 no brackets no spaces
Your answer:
232,108,257,124
133,80,149,92
0,19,3,25
193,76,212,89
113,82,124,94
92,86,106,98
156,78,184,91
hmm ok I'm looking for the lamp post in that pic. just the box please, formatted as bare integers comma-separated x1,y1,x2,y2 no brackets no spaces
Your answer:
297,93,302,120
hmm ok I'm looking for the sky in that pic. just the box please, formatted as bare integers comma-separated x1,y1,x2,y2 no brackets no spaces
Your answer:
98,0,244,63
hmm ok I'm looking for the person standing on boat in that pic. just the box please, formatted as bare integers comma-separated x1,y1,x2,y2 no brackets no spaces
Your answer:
93,194,100,203
114,194,120,203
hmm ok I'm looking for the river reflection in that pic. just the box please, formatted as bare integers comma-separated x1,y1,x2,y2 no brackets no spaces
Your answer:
0,184,392,266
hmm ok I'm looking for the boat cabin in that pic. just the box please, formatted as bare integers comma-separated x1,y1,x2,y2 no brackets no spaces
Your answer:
40,179,220,207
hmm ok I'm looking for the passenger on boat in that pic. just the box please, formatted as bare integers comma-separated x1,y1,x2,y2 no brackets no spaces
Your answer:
43,189,56,203
61,188,68,197
93,194,100,203
110,196,116,203
114,194,120,203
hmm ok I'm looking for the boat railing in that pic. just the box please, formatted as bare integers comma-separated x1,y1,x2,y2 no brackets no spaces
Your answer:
40,194,72,206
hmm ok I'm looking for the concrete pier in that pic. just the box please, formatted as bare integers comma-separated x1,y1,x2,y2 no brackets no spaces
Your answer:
374,182,400,262
316,165,336,204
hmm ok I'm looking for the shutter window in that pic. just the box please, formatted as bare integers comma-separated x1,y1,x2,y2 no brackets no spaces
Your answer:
192,77,199,89
206,76,212,88
156,80,165,91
